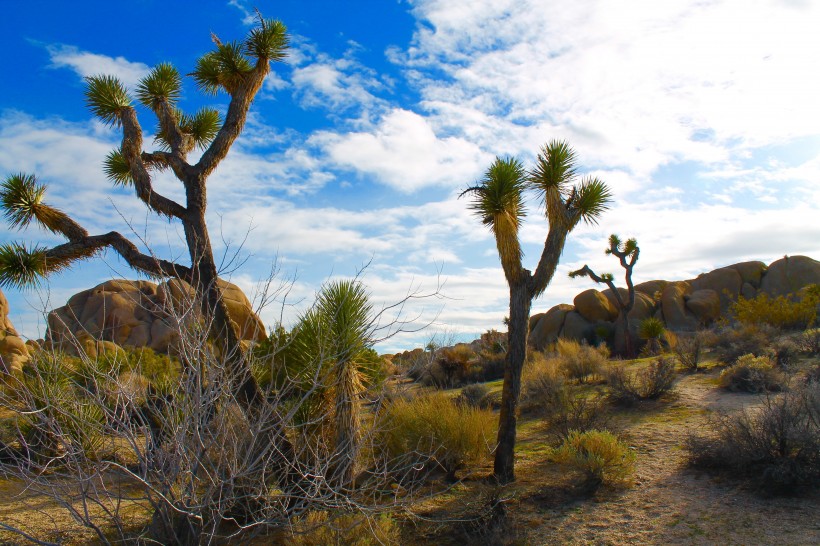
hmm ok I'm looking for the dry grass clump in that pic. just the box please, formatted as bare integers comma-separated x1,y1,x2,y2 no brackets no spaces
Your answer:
605,357,677,406
672,331,707,372
687,382,820,495
286,510,400,545
553,339,608,383
718,354,786,394
377,392,496,481
550,429,636,488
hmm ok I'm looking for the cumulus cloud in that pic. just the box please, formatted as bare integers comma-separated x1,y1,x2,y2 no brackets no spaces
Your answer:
45,44,150,87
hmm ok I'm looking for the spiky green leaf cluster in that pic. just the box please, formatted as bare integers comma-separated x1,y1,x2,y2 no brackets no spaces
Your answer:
103,150,133,186
192,41,253,95
316,279,373,360
85,75,132,126
571,177,612,225
601,273,615,282
1,173,45,229
529,140,578,203
245,17,288,62
181,108,222,148
0,242,47,289
136,62,182,108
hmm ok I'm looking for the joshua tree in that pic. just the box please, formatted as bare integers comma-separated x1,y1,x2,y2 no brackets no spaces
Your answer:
462,140,611,483
569,234,640,356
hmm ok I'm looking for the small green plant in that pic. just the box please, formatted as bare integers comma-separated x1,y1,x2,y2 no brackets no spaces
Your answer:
606,357,677,406
554,339,608,383
638,317,666,356
551,429,635,488
732,286,818,330
718,354,785,393
377,392,496,481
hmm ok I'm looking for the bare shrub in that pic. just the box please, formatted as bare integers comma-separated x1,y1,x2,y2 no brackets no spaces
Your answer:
606,357,677,406
673,332,704,372
686,382,820,495
550,429,635,489
709,324,776,364
554,339,608,383
718,354,786,393
376,392,496,482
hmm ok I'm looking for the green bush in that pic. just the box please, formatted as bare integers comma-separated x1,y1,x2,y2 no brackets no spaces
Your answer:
554,339,608,383
718,354,785,393
606,357,677,406
377,392,496,481
551,429,635,488
732,286,818,330
638,317,666,356
687,382,820,495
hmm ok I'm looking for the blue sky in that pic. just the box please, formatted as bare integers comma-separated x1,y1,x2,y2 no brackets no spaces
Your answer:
1,0,819,352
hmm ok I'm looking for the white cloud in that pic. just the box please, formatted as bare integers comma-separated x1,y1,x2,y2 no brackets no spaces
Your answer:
313,108,490,192
46,44,150,87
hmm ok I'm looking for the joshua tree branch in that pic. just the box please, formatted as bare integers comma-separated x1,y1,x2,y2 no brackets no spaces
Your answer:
529,225,570,299
120,108,187,220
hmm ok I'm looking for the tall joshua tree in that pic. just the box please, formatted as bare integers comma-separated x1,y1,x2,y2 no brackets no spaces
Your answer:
569,234,640,357
462,140,611,483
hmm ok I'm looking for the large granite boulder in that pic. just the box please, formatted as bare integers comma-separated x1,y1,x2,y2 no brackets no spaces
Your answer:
690,267,743,312
47,278,265,356
760,256,820,297
633,280,668,298
729,261,767,288
573,289,618,322
685,289,721,324
601,288,656,322
561,311,593,342
0,289,29,373
660,281,699,331
529,304,573,351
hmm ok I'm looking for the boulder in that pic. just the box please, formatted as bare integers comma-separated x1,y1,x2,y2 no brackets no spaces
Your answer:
529,313,545,332
690,267,742,312
574,289,618,322
602,288,656,322
760,256,820,297
46,278,266,356
0,289,29,373
661,281,699,331
633,280,668,299
729,261,767,288
560,311,593,342
741,282,757,300
685,289,721,324
529,304,573,351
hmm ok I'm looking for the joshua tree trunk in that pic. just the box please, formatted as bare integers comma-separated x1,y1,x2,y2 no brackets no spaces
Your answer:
493,281,531,483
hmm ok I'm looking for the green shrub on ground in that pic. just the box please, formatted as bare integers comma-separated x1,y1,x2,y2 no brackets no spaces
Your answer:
377,392,496,481
709,324,776,364
551,429,635,488
732,286,819,330
718,354,785,393
606,357,677,406
554,339,608,383
687,382,820,495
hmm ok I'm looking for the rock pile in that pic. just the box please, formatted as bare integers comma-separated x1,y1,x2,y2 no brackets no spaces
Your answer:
529,255,820,352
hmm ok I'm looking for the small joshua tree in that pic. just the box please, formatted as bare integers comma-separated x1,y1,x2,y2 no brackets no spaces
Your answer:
570,234,639,357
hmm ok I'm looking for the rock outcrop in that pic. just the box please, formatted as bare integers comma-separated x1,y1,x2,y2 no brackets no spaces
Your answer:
530,255,820,352
46,278,265,355
0,289,29,373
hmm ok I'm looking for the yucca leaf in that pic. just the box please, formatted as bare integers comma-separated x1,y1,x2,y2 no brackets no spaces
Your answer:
1,173,45,229
103,149,133,186
245,16,289,62
185,108,221,148
85,75,132,126
191,42,252,95
573,177,612,225
135,62,181,108
0,242,47,289
529,139,578,201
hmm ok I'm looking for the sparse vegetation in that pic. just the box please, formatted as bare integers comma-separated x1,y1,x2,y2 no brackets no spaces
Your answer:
551,429,636,488
606,357,677,406
732,285,819,330
718,353,786,393
672,331,705,372
709,323,776,364
554,339,608,383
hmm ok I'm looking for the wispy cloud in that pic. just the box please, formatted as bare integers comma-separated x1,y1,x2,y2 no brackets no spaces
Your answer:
45,44,150,87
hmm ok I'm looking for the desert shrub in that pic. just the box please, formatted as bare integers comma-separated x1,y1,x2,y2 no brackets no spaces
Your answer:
709,323,776,364
554,339,608,383
718,354,785,393
377,392,496,481
687,382,820,494
467,350,506,384
732,286,819,330
796,329,820,356
606,357,677,406
637,317,665,356
772,338,798,369
456,383,491,409
673,332,704,372
551,429,635,488
287,511,400,545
